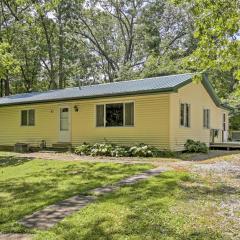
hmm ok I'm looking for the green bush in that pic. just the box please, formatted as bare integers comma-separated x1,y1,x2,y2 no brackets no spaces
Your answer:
75,142,92,155
184,139,208,153
129,144,159,157
74,142,176,158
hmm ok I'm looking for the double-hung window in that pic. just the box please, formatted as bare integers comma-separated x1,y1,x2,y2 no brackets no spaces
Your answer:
21,110,35,126
203,109,210,129
180,103,190,127
96,102,134,127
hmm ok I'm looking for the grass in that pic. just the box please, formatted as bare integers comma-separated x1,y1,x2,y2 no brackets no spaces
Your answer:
1,151,239,239
0,152,152,233
35,171,238,240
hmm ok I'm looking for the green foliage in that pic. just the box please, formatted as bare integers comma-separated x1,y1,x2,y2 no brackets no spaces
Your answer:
75,142,176,158
184,139,208,153
0,0,195,95
176,0,240,81
74,142,92,155
35,170,230,240
0,42,20,78
229,112,240,130
0,152,151,232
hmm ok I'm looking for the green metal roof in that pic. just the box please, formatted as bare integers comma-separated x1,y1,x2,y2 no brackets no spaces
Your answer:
0,73,230,110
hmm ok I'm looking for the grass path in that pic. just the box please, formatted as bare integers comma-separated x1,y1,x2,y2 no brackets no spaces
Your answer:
0,153,152,233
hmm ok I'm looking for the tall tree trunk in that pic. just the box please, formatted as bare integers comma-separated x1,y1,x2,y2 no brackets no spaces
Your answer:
4,76,10,96
58,4,65,89
0,79,4,97
39,13,57,89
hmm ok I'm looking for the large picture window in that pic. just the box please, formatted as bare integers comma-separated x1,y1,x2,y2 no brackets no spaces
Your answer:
106,103,123,127
203,109,210,129
96,102,134,127
180,103,190,127
21,109,35,126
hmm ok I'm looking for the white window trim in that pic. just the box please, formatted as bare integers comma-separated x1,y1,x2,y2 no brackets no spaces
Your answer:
180,103,191,128
203,108,210,129
95,101,135,128
20,109,35,127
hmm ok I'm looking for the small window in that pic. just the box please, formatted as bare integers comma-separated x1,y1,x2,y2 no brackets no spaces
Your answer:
180,103,190,127
96,102,134,127
60,108,69,131
21,110,35,126
203,109,210,129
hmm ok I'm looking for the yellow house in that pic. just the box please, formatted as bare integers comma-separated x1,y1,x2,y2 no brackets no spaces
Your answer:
0,73,230,151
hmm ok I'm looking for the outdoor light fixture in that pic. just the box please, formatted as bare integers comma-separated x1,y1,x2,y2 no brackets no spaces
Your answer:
74,105,79,112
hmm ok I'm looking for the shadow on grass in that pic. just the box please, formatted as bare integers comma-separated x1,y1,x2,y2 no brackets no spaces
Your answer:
0,161,150,233
40,172,230,240
0,156,34,167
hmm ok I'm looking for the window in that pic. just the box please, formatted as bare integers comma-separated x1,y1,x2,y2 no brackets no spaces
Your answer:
125,102,134,126
223,113,226,131
106,103,123,127
203,109,210,129
180,103,190,127
60,108,69,131
96,102,134,127
96,105,104,127
21,110,35,126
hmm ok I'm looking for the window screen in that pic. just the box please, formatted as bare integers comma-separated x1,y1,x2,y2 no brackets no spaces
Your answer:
28,110,35,126
21,110,28,126
21,110,35,126
96,105,104,127
96,102,134,127
125,102,134,126
180,103,190,127
203,109,210,128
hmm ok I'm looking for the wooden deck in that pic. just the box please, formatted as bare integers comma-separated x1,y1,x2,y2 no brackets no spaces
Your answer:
210,142,240,149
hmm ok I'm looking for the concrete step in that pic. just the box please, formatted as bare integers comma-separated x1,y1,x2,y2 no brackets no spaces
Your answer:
52,143,72,150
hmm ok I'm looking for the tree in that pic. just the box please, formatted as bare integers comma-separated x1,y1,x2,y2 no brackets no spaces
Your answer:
175,0,240,80
0,42,20,96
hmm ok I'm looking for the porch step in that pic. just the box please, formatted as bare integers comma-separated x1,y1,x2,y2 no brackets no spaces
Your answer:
52,143,72,150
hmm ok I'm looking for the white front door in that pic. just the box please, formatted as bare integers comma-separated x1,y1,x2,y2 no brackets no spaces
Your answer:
59,107,71,142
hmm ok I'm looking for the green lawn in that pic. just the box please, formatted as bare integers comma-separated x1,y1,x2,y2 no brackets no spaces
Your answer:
1,152,238,239
0,152,152,233
35,171,232,240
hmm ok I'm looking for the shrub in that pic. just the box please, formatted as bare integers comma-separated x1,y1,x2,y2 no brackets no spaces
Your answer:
129,144,158,157
110,146,129,157
75,142,177,158
184,139,208,153
90,143,114,156
75,142,92,155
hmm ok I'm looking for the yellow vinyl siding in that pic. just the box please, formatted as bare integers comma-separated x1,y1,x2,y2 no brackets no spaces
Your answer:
169,81,229,151
0,93,170,149
0,82,228,151
71,94,170,149
0,104,59,146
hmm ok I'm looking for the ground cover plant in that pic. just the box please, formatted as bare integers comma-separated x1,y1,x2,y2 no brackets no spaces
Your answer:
0,152,151,233
75,143,176,158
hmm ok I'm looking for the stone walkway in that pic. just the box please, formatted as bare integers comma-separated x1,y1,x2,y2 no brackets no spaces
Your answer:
20,167,166,230
0,234,32,240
